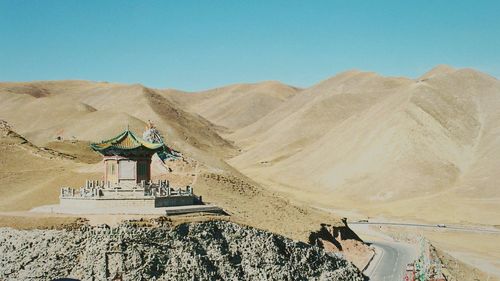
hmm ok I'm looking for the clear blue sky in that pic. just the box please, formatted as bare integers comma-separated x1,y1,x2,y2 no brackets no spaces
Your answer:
1,1,499,91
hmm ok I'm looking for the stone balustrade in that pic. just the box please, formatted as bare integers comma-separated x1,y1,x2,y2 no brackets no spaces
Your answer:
60,179,195,199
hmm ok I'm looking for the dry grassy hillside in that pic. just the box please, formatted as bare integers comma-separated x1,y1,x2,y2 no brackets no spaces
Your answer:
2,67,499,227
1,67,499,277
167,81,300,130
0,120,100,212
0,81,340,241
2,67,498,227
0,81,235,160
228,71,413,164
218,66,500,225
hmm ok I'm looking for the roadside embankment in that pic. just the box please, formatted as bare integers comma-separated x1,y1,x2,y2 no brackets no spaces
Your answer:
308,218,375,271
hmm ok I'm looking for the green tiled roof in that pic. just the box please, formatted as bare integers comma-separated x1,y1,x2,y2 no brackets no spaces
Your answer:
90,129,164,152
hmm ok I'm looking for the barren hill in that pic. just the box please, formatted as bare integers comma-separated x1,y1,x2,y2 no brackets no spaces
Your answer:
1,66,499,228
2,66,500,277
0,82,342,241
0,81,235,160
0,120,99,211
222,67,500,225
168,81,300,131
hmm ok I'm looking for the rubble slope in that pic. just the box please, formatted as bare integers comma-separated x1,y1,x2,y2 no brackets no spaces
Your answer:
0,220,364,281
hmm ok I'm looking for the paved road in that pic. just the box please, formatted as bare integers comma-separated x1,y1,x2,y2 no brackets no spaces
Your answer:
364,240,417,281
349,221,500,234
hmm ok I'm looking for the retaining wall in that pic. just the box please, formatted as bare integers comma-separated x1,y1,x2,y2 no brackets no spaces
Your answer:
60,195,198,210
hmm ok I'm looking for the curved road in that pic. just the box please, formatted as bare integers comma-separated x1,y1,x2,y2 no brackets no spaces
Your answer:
351,221,500,280
364,241,417,281
317,207,500,279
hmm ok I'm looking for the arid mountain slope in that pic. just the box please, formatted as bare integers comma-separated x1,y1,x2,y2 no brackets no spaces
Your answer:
168,81,300,130
228,71,413,163
0,81,235,161
1,67,499,278
219,67,500,224
1,66,499,226
0,80,341,241
0,120,99,211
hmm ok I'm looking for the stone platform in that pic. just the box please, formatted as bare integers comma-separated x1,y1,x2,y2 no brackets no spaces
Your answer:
60,194,198,209
54,179,216,215
31,203,225,216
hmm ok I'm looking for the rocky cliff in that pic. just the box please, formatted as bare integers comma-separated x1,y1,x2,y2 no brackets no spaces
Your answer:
308,219,374,271
0,220,364,280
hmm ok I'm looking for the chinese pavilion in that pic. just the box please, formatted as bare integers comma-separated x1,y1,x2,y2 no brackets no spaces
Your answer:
90,129,171,185
57,127,210,214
